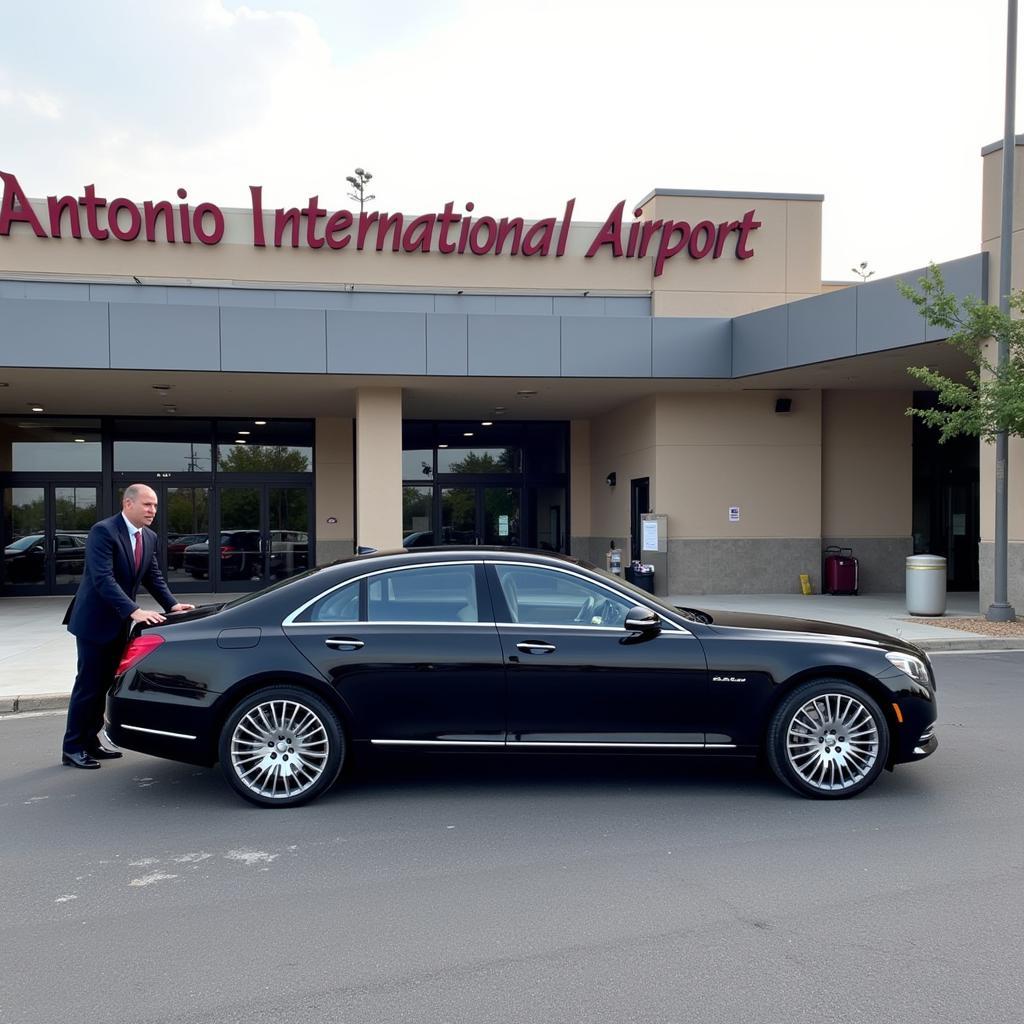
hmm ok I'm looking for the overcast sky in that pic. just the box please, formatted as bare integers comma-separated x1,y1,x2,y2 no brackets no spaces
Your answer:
0,0,1017,280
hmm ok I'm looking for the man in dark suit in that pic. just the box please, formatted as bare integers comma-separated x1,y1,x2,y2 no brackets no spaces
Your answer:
61,483,195,769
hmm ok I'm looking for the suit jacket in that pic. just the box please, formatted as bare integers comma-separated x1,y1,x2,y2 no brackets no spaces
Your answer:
63,513,177,643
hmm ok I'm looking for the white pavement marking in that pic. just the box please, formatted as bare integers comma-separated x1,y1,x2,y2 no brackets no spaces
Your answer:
129,871,178,887
54,894,78,903
0,710,64,721
128,857,160,866
224,849,278,867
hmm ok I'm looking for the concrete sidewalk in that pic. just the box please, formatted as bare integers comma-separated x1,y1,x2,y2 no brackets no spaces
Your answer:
1,589,1020,714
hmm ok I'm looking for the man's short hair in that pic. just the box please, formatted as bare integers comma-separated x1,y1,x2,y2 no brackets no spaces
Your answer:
123,484,145,503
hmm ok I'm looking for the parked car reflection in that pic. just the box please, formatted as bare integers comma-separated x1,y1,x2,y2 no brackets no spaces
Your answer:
4,532,87,584
183,530,309,580
167,533,209,570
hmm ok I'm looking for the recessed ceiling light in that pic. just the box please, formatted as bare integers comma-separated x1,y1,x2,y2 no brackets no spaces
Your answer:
463,431,474,437
238,430,251,435
481,421,493,426
493,406,506,412
254,420,267,425
29,405,44,412
73,438,85,443
438,443,449,448
152,384,173,393
235,439,247,444
516,390,537,398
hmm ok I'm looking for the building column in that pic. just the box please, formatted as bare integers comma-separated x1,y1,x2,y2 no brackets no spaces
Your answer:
314,417,354,564
355,387,403,551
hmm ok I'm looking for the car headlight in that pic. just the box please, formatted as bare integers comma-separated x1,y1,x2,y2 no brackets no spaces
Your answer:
885,651,931,686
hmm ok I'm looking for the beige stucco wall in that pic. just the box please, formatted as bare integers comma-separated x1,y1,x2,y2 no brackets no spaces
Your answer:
588,396,657,545
821,390,912,537
653,392,822,540
569,419,592,540
314,416,353,550
354,388,402,550
4,187,823,318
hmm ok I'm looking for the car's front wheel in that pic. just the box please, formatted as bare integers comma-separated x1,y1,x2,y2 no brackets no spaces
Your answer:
766,680,889,799
218,686,345,807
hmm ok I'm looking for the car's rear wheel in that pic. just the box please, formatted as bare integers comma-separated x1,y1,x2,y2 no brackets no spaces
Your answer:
218,686,345,808
766,680,889,799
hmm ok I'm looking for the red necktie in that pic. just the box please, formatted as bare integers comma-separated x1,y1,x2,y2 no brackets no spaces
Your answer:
133,530,143,571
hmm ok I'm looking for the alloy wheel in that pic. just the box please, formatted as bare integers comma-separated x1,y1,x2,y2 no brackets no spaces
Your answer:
785,692,880,792
229,698,330,800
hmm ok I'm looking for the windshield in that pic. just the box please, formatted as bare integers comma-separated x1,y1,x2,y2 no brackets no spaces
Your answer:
6,535,42,552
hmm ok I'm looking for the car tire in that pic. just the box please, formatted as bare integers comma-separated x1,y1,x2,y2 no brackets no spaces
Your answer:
766,679,889,799
218,685,345,808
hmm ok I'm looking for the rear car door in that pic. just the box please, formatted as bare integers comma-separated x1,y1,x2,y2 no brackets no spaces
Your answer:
487,562,709,748
284,561,506,745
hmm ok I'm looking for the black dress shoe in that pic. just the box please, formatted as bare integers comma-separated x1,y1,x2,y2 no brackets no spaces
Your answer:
61,750,101,770
87,744,123,760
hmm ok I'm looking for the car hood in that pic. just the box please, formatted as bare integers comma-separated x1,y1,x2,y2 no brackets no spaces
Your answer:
694,608,924,655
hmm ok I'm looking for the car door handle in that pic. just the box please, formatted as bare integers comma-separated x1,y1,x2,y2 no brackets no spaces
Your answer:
324,637,364,651
516,641,556,655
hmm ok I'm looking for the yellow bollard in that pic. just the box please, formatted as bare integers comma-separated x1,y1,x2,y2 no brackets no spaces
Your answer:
799,573,812,596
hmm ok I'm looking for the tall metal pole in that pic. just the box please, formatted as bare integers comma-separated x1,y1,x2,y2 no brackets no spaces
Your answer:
990,0,1018,621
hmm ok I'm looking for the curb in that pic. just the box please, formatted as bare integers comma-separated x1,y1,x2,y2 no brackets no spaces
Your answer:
4,694,70,714
915,637,1024,653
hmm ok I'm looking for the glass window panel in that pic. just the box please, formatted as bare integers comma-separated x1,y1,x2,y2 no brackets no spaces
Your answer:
437,447,521,475
217,445,312,472
1,417,101,471
213,487,264,583
402,486,433,547
525,423,567,475
483,487,520,546
114,441,213,473
53,487,96,586
4,487,46,584
367,564,478,623
531,485,566,552
402,450,433,480
494,564,632,627
269,488,310,580
165,488,210,587
440,487,476,545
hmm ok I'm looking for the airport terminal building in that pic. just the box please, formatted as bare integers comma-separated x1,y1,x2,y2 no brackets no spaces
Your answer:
1,142,1022,608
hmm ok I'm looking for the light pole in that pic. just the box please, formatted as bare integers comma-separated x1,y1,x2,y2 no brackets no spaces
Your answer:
989,0,1018,621
345,168,375,213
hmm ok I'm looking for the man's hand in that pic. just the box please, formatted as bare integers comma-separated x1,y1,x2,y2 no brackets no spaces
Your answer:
170,603,196,613
130,608,166,625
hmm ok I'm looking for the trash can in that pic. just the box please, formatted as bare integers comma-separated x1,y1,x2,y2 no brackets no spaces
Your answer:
626,566,655,594
906,555,947,616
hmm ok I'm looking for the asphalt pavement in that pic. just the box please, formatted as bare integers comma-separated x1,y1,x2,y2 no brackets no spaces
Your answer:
1,651,1021,1024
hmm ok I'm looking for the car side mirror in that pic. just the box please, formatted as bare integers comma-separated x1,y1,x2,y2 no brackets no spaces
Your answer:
625,606,661,634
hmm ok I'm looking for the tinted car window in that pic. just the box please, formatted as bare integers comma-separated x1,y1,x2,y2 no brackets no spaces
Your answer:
495,564,633,627
298,581,360,623
368,564,478,623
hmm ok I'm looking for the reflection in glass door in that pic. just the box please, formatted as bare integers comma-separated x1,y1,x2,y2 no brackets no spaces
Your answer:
441,487,478,545
212,484,312,590
2,484,97,593
483,487,520,546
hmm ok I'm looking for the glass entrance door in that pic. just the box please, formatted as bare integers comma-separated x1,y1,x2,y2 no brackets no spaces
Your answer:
2,483,98,594
438,486,521,547
212,485,311,591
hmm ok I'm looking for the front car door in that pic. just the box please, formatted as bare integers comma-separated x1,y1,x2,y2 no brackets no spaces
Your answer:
486,561,709,749
284,560,506,746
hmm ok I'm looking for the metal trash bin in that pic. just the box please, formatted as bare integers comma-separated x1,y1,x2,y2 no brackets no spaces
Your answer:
906,555,947,616
626,567,655,594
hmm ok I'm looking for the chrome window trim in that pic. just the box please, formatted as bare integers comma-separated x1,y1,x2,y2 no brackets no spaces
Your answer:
371,738,505,747
485,560,688,634
286,620,497,629
121,724,197,741
512,740,704,749
282,560,482,627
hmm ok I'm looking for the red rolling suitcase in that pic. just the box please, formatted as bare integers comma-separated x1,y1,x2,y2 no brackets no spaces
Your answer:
823,546,859,595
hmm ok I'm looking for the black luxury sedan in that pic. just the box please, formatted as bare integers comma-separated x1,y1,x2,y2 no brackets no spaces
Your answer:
106,548,938,807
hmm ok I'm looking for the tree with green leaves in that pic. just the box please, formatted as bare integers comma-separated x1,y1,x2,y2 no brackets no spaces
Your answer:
898,264,1024,442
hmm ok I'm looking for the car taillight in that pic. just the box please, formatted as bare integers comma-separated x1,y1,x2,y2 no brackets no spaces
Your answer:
116,634,165,676
221,546,236,558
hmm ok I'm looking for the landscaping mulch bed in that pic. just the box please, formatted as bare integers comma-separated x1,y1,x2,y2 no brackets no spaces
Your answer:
905,616,1024,636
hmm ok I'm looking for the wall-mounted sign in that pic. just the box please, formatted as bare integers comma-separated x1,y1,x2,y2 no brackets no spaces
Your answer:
498,515,510,537
728,506,741,523
0,171,761,278
641,518,660,552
